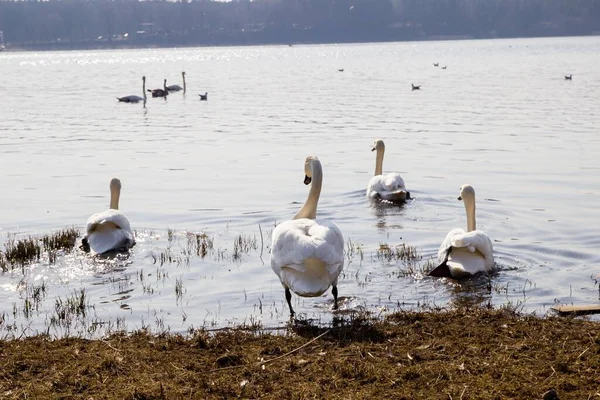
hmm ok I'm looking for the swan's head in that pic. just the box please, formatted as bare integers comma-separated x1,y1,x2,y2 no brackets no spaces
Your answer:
458,184,475,201
142,76,146,82
372,139,385,152
303,156,319,185
110,178,122,191
182,71,186,76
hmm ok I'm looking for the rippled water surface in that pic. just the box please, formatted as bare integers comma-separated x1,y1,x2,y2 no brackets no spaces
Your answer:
1,37,600,337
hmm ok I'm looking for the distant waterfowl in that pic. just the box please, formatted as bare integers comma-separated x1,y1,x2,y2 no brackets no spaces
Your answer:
338,69,344,72
148,79,169,98
429,184,494,278
564,74,572,80
433,63,439,67
117,76,147,103
411,84,421,91
442,66,447,70
81,178,135,256
166,71,186,93
270,156,344,318
366,139,409,202
199,92,208,101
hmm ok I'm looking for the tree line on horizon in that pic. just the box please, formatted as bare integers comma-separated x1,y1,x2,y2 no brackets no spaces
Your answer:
0,0,599,49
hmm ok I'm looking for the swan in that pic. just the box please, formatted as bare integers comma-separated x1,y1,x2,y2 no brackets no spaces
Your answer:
366,139,409,202
429,184,494,278
270,156,344,317
199,92,208,101
412,84,421,90
433,63,439,67
117,76,147,103
166,71,186,93
565,74,573,80
81,178,135,255
148,79,169,98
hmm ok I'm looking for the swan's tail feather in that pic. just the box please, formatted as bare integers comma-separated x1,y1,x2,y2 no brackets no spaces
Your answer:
429,247,452,277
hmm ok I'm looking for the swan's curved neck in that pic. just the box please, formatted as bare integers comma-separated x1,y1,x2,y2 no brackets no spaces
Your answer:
293,162,322,220
464,197,476,232
183,74,186,94
110,187,121,210
163,80,167,91
143,79,147,101
375,147,384,176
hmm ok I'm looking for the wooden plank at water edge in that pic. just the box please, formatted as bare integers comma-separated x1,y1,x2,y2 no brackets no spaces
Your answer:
552,304,600,316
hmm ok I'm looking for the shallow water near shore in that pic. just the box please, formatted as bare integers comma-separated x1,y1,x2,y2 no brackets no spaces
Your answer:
0,36,599,337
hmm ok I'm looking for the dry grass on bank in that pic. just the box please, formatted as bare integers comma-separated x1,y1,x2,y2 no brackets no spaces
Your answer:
1,308,599,399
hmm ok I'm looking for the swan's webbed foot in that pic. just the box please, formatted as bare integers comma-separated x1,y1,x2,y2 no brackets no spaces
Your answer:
428,247,453,278
285,287,295,318
80,237,90,253
332,285,339,310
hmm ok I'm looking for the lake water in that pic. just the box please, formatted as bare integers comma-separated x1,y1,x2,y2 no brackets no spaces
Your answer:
1,36,599,337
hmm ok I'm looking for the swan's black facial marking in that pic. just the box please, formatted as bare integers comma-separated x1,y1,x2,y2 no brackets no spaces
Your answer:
304,175,312,185
371,147,376,151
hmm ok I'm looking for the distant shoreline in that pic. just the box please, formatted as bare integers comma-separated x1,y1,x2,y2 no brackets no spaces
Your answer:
2,32,598,53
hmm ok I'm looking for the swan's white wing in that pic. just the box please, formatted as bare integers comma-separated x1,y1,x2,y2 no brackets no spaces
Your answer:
367,173,408,201
166,85,182,91
437,229,494,277
271,218,344,297
84,209,135,255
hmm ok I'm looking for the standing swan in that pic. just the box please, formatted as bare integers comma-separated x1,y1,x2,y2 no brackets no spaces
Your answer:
367,139,410,202
429,184,494,278
117,76,147,103
148,79,169,98
81,178,135,255
270,156,344,317
166,71,186,93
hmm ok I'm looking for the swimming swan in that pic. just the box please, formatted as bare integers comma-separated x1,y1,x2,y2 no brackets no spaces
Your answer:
117,76,147,103
166,71,186,93
270,156,344,317
429,184,494,278
81,178,135,255
366,139,409,202
148,79,169,98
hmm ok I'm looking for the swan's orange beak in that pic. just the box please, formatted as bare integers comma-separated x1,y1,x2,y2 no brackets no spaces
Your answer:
304,175,312,185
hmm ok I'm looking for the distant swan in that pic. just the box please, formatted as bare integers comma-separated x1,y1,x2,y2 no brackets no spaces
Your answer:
429,184,494,278
199,92,208,101
81,178,135,255
366,139,409,202
564,74,572,80
412,84,421,90
270,156,344,317
166,71,186,93
442,66,447,70
433,63,439,67
148,79,169,98
117,76,146,103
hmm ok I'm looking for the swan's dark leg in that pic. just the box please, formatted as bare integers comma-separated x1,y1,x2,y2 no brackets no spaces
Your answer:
80,237,90,253
332,285,339,310
285,288,295,317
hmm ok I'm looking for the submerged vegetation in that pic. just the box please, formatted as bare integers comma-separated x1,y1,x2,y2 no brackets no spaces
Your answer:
0,228,80,272
1,307,598,398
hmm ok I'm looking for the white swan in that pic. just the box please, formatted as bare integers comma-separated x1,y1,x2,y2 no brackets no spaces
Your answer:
270,156,344,317
366,139,410,202
82,178,135,255
429,184,494,278
117,76,147,103
166,71,186,93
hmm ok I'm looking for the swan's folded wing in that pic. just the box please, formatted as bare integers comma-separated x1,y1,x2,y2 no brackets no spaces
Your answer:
449,230,493,257
383,173,406,192
271,219,344,274
86,227,135,255
86,209,132,234
437,228,466,262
